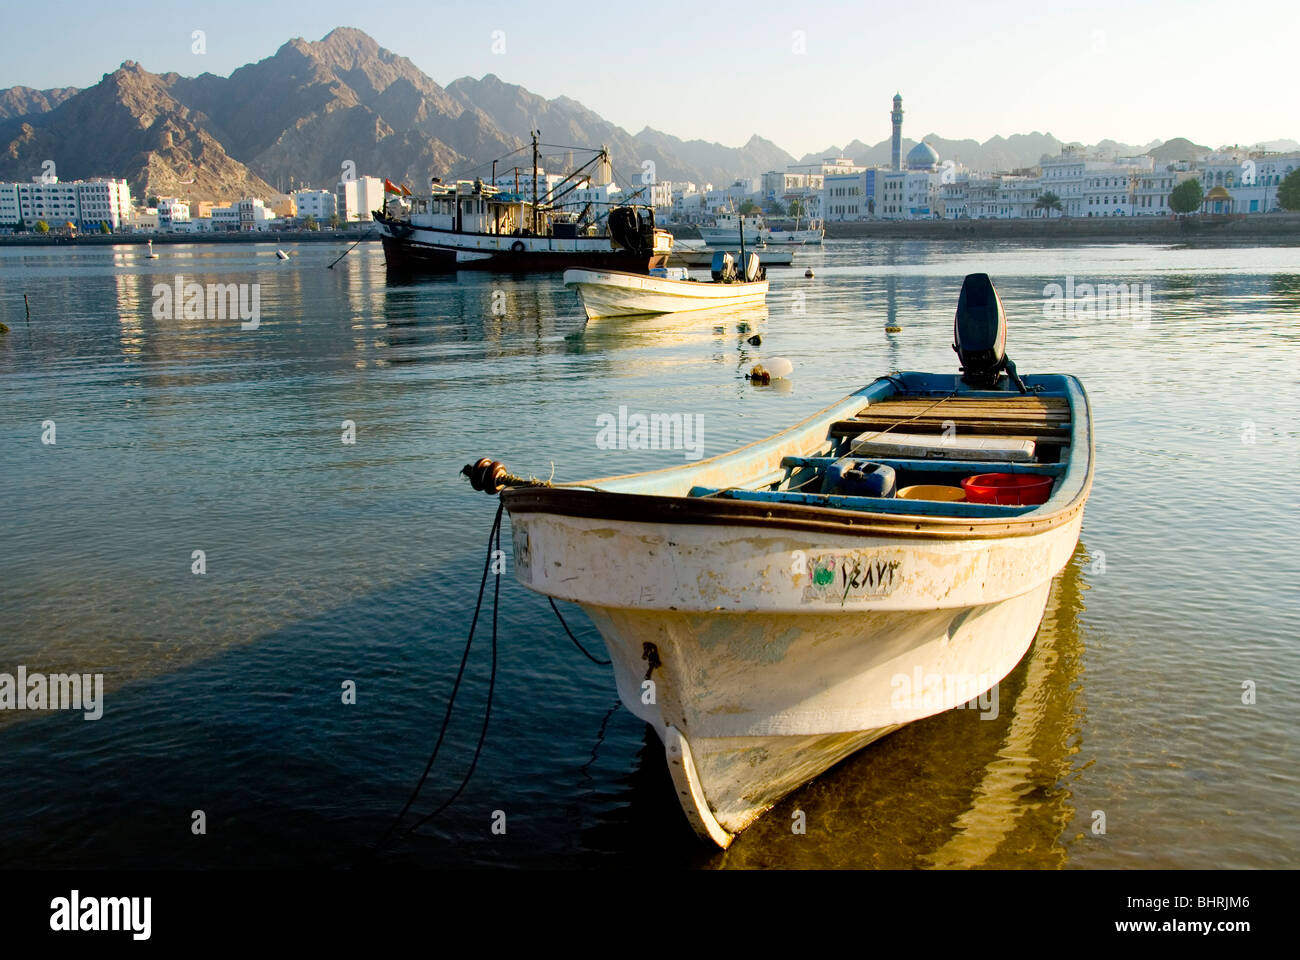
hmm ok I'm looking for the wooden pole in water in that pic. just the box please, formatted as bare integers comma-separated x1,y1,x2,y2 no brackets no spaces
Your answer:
25,293,30,324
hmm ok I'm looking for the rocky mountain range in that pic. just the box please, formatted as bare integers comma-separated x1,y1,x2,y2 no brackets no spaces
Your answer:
0,85,80,120
0,27,1293,205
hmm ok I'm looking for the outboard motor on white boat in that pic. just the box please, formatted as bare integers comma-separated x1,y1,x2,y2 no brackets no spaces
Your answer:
741,251,763,282
953,273,1026,393
711,250,737,282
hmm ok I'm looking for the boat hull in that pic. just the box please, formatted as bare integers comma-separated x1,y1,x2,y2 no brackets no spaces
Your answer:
670,247,794,267
564,269,768,319
766,229,823,245
508,507,1082,844
697,227,822,246
378,223,667,274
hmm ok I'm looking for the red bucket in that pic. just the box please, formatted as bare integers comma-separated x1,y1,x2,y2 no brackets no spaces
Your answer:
960,473,1054,505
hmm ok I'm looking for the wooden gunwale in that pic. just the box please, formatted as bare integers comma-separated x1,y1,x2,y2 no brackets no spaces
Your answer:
501,483,1088,540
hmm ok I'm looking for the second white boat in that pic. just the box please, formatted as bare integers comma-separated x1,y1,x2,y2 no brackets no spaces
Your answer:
564,254,768,320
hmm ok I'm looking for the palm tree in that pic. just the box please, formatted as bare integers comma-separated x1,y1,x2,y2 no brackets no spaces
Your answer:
1034,191,1064,219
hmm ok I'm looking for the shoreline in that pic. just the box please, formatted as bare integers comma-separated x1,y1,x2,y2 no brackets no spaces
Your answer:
3,214,1297,248
0,230,380,247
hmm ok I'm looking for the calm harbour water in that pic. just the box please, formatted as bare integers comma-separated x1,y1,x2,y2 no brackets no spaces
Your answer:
0,238,1296,869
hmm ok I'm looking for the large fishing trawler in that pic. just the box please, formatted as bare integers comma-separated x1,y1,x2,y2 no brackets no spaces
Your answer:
373,134,673,273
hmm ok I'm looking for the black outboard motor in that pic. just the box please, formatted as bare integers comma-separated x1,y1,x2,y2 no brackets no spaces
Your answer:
953,273,1026,392
607,207,645,254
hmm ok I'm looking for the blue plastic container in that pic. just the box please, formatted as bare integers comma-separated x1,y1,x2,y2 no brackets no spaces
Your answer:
820,459,897,498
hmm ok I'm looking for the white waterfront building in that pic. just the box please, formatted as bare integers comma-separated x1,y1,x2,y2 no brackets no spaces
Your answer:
336,176,385,223
210,205,240,231
1197,150,1300,213
156,197,190,230
292,188,336,222
0,177,133,229
823,172,867,220
1038,151,1172,218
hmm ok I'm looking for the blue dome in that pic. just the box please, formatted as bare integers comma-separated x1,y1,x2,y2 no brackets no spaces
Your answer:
907,141,940,170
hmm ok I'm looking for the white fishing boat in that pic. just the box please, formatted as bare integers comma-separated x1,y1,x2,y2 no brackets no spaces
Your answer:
698,211,824,246
564,251,768,320
767,216,824,245
697,212,768,247
670,244,793,267
465,273,1093,847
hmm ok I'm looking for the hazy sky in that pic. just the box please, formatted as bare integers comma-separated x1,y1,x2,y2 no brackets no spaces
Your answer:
1,0,1292,155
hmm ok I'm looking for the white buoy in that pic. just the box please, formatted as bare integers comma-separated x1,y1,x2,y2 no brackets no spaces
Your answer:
145,239,159,259
765,357,794,379
749,356,794,384
276,249,290,260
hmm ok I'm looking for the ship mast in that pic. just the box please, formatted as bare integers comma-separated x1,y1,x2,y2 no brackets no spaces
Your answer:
531,129,540,235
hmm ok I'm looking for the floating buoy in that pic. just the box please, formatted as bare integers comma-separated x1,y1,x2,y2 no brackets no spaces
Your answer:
747,357,794,384
0,320,8,334
747,333,762,346
885,325,902,333
765,357,794,378
805,268,814,278
276,249,290,260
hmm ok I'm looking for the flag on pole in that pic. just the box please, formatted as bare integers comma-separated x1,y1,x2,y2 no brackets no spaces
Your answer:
383,178,403,194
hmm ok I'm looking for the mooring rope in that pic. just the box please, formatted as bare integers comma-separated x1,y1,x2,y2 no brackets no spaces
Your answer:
366,499,503,859
549,596,611,665
393,504,502,843
365,490,614,859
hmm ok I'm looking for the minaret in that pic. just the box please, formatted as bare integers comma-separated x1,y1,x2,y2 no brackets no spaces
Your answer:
891,93,904,171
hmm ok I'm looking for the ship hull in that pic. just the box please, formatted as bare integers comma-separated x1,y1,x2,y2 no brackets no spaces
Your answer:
377,220,667,274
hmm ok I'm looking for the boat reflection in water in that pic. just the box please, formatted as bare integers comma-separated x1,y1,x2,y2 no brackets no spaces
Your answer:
575,302,769,351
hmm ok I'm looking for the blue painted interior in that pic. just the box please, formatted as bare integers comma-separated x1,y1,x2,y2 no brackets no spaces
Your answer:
688,486,1036,518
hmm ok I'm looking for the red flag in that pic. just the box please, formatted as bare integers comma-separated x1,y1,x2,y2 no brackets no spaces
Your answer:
383,178,403,194
400,183,412,196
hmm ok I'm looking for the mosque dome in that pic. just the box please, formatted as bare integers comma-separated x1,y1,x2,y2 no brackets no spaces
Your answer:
907,141,940,170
